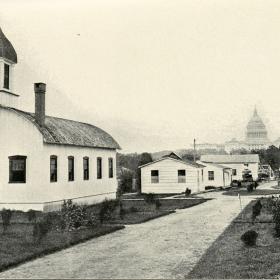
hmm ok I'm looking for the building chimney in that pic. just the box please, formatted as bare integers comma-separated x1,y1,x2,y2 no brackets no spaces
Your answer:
34,83,46,127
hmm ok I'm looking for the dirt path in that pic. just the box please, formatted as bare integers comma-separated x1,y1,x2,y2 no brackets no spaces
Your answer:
0,185,261,279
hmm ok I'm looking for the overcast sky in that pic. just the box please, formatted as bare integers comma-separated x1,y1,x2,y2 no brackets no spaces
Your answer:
1,0,280,153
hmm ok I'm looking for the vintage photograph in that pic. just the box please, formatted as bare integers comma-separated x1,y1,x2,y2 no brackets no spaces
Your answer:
0,0,280,278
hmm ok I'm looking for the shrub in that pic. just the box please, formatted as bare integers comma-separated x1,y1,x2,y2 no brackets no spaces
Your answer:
129,206,138,213
247,183,254,192
272,199,280,237
119,201,125,220
99,199,118,223
185,188,191,197
143,193,156,204
118,169,134,194
205,186,216,190
1,209,12,233
33,213,54,243
252,200,262,223
241,230,258,246
155,199,161,210
26,209,37,223
86,214,99,228
61,200,87,231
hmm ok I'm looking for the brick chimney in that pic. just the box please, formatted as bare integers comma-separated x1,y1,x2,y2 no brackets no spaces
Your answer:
34,83,46,127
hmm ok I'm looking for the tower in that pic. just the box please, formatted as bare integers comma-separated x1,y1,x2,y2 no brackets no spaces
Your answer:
246,107,270,150
0,27,18,107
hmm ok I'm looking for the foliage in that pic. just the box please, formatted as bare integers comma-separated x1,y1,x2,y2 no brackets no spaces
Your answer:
205,186,216,190
118,169,134,194
143,193,156,204
1,209,12,233
33,212,55,243
119,201,125,220
26,209,37,223
129,206,138,213
61,200,87,231
185,188,192,197
247,184,254,192
99,199,119,223
272,198,280,237
252,200,262,223
155,199,161,210
241,230,258,246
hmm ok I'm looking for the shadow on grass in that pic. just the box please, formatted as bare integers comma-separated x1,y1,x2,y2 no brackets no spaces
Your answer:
222,188,280,197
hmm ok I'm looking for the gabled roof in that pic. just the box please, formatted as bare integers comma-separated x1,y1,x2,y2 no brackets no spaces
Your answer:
1,105,121,150
162,152,182,160
139,155,205,169
200,154,259,164
0,28,17,63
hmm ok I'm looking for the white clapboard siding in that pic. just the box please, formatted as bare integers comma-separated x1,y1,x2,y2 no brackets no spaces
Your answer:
141,158,202,194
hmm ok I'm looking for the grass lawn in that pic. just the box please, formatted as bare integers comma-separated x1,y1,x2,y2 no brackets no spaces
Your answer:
0,223,124,273
223,187,280,196
187,198,280,279
121,193,178,199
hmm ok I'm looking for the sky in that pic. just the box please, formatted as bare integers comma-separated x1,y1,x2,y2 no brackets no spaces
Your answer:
1,0,280,153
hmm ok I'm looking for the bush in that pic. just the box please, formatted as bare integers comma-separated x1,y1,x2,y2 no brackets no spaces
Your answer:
26,209,37,223
61,200,87,231
252,200,262,223
272,199,280,237
205,186,216,190
143,193,156,204
185,188,191,197
119,201,125,220
247,183,254,192
118,169,134,194
99,199,119,223
33,213,54,243
129,206,138,213
241,230,258,246
155,199,161,210
1,209,12,233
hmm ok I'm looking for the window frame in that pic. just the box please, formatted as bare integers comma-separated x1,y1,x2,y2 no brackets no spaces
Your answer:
178,169,186,183
97,157,102,179
151,170,159,184
83,157,89,180
4,63,10,90
208,170,214,181
68,156,75,181
108,157,114,178
9,155,27,184
50,155,58,182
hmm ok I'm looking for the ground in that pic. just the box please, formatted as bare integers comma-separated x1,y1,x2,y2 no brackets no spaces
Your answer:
0,181,276,279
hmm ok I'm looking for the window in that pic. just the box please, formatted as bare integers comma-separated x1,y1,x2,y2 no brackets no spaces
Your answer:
9,156,26,183
208,171,214,181
68,156,74,181
232,169,237,176
83,157,89,180
178,169,186,183
244,163,249,167
97,157,102,179
50,156,57,182
151,170,159,183
108,158,113,178
4,63,9,89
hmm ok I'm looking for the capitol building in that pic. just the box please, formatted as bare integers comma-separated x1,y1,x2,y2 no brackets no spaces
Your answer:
195,108,280,153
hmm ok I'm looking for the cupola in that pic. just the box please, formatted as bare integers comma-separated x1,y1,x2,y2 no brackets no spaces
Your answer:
0,27,18,107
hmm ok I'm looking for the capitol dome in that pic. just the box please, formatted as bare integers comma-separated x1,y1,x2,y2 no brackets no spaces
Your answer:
246,107,270,149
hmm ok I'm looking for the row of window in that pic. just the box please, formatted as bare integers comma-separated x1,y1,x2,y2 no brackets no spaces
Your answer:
150,170,215,183
9,155,114,183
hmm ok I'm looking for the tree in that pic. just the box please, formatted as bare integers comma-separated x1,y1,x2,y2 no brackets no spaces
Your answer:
136,153,153,193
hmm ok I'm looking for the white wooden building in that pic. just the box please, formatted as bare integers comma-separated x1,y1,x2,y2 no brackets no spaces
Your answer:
200,154,260,181
0,28,120,211
139,153,205,194
196,161,232,188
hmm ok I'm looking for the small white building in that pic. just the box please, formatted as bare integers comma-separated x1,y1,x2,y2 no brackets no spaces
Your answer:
0,28,121,211
139,153,205,194
196,161,232,188
200,154,260,181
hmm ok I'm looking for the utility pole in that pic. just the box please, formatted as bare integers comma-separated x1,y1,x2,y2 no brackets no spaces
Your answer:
193,138,196,162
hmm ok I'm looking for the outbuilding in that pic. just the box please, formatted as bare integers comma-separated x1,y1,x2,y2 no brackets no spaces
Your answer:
139,152,205,194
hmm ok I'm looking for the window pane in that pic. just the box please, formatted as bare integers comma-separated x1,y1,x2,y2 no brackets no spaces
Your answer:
68,157,74,181
178,170,186,183
83,157,89,180
151,170,159,183
208,171,214,181
4,64,9,89
97,157,102,179
50,156,57,182
109,158,113,178
9,156,26,183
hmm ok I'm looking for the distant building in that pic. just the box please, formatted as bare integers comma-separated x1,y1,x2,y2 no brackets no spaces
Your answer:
200,154,260,181
194,107,275,153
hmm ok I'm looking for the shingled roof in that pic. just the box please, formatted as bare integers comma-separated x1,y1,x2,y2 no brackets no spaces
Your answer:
0,28,17,63
2,106,121,149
